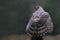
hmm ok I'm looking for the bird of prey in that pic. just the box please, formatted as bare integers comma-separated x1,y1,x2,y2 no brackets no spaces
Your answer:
26,6,53,40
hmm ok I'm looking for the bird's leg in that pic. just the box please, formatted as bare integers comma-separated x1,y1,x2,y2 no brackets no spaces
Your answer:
31,34,43,40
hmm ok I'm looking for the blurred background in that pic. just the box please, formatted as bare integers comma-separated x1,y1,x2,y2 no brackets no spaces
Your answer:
0,0,60,40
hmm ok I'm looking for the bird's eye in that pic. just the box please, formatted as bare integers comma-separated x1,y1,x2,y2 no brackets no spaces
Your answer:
36,16,39,18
